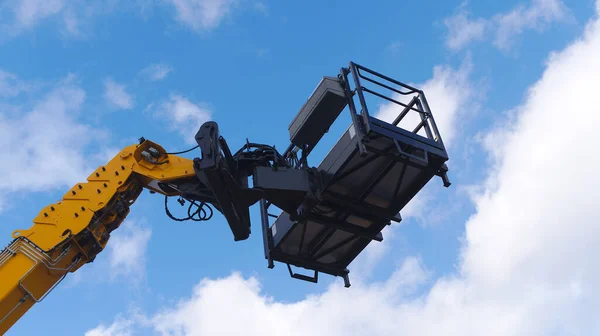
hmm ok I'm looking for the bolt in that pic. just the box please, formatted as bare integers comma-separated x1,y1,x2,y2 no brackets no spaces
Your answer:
72,190,76,195
97,189,101,194
103,183,108,187
96,172,100,177
81,206,85,211
44,212,48,217
78,184,83,189
102,167,106,171
74,213,79,218
121,165,125,170
115,171,119,176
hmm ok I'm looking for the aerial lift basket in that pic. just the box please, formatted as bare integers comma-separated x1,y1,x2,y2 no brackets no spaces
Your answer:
259,62,451,287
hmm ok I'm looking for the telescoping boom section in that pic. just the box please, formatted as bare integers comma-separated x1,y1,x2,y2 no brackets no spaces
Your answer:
0,61,450,335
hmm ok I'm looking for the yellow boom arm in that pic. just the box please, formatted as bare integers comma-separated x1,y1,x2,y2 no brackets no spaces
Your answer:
0,139,197,334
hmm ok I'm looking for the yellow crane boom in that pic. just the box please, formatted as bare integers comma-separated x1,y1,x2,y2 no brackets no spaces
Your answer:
0,139,196,334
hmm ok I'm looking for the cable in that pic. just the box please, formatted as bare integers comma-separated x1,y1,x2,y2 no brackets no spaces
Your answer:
166,145,199,155
164,195,213,222
187,199,213,221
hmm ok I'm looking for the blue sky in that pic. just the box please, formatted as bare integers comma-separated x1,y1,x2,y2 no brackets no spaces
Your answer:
1,0,599,335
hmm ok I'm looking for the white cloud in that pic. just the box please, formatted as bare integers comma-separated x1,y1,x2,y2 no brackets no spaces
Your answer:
493,0,570,51
443,0,570,52
62,218,153,288
253,1,268,16
104,78,135,110
148,94,213,145
0,73,108,204
385,41,403,52
89,2,600,335
376,55,474,153
1,0,115,38
1,0,241,39
444,7,487,51
10,0,65,28
165,0,238,32
107,220,152,283
0,69,32,97
84,316,134,336
140,63,172,81
61,6,82,36
147,258,429,336
87,258,431,336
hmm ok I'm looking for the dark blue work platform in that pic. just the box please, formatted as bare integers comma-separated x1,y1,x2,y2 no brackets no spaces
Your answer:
259,62,451,287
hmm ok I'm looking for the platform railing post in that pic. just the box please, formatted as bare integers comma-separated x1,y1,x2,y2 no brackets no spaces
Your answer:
418,91,446,150
349,62,372,135
340,67,368,155
415,98,435,140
